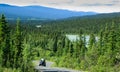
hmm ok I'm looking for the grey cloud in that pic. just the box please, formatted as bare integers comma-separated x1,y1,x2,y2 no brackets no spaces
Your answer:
32,1,37,3
80,3,115,6
52,0,74,4
48,2,59,5
112,0,120,3
46,0,75,6
0,0,120,13
105,4,115,6
65,0,74,4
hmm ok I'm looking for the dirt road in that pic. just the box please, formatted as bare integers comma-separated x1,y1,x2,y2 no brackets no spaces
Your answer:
34,60,82,72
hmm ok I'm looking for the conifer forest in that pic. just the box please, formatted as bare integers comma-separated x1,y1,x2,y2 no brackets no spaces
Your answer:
0,14,120,72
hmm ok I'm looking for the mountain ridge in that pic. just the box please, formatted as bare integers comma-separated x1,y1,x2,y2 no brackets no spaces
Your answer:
0,3,97,19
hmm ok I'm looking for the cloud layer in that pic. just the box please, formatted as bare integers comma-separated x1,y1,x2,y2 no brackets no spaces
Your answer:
0,0,120,13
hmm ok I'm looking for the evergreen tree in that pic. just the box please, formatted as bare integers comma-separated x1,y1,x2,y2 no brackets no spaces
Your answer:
106,22,117,65
86,33,97,67
88,33,96,48
13,19,23,68
69,43,74,57
80,35,86,59
57,41,62,56
115,26,120,64
61,36,65,48
102,23,109,54
98,29,103,55
53,36,58,53
63,38,70,55
0,14,11,67
0,14,7,43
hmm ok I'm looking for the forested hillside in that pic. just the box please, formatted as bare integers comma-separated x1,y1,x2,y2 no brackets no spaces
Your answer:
0,14,120,72
9,13,120,34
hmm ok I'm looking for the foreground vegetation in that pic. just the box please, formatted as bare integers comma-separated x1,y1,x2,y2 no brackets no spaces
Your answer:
0,15,34,72
0,14,120,72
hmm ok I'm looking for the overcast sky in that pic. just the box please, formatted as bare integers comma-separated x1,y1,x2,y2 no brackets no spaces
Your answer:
0,0,120,13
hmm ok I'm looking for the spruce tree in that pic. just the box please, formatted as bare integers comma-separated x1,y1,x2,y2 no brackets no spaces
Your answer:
0,14,11,67
14,18,23,68
64,38,70,55
53,36,58,53
0,14,7,43
86,33,97,66
69,43,74,57
106,22,117,65
98,29,103,55
57,41,62,56
88,33,96,49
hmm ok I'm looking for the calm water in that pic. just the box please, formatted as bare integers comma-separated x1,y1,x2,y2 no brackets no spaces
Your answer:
66,34,98,46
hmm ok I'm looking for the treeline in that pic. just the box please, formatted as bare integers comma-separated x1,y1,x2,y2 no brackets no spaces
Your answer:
0,15,34,72
8,16,120,34
7,16,120,35
44,17,120,34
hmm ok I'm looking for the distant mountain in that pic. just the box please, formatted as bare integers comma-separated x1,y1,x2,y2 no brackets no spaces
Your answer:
79,12,120,19
0,4,97,19
70,12,120,21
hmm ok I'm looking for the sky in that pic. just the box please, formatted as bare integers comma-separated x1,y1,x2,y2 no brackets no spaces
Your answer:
0,0,120,13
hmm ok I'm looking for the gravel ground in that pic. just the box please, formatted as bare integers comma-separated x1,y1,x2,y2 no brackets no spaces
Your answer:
34,60,83,72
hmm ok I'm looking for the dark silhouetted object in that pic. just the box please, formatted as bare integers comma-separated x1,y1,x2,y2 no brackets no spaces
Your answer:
39,58,46,66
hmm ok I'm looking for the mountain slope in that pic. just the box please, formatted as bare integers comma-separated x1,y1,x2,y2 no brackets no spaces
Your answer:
0,4,97,19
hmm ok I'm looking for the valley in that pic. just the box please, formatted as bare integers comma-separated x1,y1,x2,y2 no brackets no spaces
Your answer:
0,3,120,72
